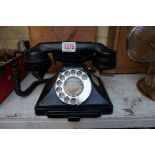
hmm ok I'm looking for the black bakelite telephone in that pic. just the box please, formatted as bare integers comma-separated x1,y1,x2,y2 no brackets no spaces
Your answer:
12,42,116,121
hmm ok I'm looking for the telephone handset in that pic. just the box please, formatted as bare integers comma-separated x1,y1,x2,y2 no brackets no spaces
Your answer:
12,42,116,121
24,42,116,79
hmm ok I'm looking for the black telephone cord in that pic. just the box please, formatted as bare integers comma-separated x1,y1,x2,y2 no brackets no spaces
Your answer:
12,56,49,97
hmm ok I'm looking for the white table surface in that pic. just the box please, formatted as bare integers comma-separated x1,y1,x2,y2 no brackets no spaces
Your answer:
0,73,155,128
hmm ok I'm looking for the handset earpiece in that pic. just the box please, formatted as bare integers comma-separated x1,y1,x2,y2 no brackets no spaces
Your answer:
92,44,116,70
24,48,52,80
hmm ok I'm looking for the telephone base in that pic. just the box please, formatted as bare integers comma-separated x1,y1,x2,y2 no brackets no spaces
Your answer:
35,66,113,121
36,107,113,121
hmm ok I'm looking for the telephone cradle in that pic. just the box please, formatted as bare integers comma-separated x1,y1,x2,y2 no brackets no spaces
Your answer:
12,42,116,121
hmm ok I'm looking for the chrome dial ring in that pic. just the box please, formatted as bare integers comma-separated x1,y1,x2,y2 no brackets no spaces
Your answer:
55,69,92,105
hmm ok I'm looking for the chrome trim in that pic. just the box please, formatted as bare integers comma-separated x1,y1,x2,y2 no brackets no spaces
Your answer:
55,69,92,105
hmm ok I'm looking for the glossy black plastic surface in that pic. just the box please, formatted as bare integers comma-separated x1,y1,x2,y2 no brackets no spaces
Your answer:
35,65,113,121
24,42,116,80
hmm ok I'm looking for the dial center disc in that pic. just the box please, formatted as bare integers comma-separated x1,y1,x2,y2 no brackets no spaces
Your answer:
63,77,84,97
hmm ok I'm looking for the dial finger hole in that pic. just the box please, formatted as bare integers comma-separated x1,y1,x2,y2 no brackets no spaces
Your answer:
59,75,65,80
82,74,87,80
70,98,76,104
56,87,62,93
64,96,70,103
71,70,76,75
59,92,65,99
77,71,82,76
57,80,62,86
64,71,70,77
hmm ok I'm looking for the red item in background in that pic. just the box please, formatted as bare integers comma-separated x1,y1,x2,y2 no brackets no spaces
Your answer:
0,55,26,103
